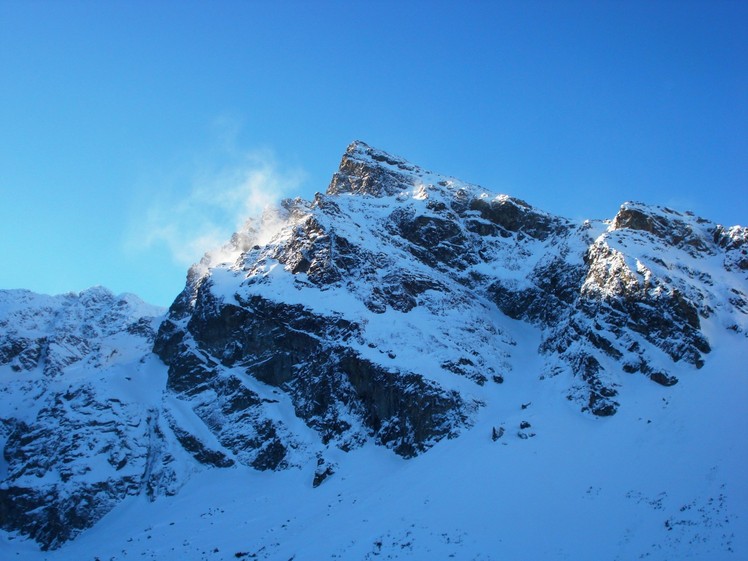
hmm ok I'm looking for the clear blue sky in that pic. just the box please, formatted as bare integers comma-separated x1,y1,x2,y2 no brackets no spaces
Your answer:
1,0,746,306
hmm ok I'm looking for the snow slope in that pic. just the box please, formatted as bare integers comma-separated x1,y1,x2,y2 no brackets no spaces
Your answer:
3,313,745,560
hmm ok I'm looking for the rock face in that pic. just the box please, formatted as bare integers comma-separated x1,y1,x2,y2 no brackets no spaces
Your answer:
156,140,747,429
0,288,181,550
0,287,158,376
155,252,471,465
2,141,747,550
1,388,176,549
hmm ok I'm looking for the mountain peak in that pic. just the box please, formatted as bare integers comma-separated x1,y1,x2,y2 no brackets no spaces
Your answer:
2,143,747,557
327,140,427,197
609,201,717,257
344,140,417,170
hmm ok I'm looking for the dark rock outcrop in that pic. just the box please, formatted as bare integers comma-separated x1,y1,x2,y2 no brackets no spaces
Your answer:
0,386,178,550
155,279,469,462
0,289,175,550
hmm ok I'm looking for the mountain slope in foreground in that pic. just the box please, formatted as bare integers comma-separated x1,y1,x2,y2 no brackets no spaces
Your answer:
1,141,747,560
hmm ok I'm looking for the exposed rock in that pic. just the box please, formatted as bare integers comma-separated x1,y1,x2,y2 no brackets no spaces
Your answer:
155,283,470,461
611,203,714,256
154,141,743,434
491,426,505,441
312,455,336,488
165,412,234,468
327,141,422,197
0,289,177,550
0,386,178,550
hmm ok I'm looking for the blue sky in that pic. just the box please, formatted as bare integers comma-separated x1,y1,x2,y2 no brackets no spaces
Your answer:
1,0,746,306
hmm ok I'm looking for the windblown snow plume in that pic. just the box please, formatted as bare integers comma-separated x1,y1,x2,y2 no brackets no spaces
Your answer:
129,150,304,267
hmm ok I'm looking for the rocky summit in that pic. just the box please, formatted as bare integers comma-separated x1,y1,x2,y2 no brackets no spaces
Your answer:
1,142,747,559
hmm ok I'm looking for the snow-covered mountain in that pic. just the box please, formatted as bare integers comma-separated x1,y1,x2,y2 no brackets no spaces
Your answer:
1,141,747,560
0,288,179,548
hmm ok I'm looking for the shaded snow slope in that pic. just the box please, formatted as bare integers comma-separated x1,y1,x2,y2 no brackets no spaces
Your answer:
0,288,181,548
3,314,746,560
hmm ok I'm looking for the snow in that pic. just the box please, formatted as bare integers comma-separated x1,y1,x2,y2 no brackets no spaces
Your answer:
2,314,744,560
3,270,746,560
